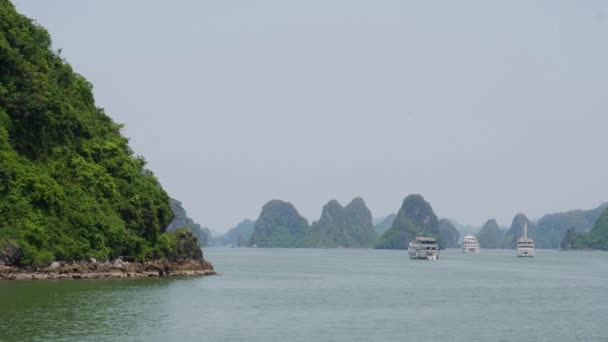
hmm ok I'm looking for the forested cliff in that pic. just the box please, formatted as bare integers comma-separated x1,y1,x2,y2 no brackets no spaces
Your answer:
0,1,199,266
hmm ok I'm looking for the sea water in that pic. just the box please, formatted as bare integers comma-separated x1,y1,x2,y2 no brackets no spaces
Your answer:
1,248,607,341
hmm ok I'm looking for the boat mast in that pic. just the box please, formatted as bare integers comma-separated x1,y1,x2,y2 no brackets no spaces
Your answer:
422,216,429,237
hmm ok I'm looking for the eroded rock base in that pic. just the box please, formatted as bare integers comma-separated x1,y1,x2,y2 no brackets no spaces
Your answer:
0,259,216,280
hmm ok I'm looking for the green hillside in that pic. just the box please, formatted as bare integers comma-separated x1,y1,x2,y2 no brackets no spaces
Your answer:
0,1,193,266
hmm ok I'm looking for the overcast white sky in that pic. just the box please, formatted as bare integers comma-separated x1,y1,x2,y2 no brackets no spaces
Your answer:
14,0,608,232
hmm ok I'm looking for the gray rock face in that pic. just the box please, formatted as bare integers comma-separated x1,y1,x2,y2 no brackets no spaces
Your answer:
0,242,22,266
49,261,62,270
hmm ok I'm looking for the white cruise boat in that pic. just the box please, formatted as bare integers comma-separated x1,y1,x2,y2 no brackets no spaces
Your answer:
408,236,439,260
517,223,534,257
462,235,480,254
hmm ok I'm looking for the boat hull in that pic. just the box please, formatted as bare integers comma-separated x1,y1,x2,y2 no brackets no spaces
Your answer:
408,248,439,260
517,248,534,257
408,237,440,260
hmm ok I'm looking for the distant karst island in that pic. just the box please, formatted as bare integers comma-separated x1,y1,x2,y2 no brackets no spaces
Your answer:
212,196,608,252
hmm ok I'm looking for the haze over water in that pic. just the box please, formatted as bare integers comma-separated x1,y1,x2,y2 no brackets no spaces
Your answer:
2,248,607,341
12,1,608,230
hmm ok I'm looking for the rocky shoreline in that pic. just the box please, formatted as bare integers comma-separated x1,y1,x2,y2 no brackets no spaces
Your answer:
0,258,216,281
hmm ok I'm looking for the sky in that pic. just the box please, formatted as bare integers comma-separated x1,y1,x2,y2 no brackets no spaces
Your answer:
13,0,608,233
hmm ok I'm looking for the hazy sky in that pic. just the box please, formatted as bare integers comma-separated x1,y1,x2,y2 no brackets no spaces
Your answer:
14,0,608,232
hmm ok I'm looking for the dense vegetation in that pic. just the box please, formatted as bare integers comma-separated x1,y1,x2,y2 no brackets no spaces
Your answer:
306,198,377,248
438,219,459,248
570,208,608,250
248,200,309,247
214,219,255,247
0,1,198,266
373,214,395,235
475,219,505,249
375,194,440,249
167,198,211,247
535,203,608,249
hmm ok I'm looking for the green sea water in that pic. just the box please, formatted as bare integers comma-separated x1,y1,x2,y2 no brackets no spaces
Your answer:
1,248,607,341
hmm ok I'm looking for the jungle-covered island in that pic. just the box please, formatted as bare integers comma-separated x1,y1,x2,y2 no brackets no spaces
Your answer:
0,1,214,279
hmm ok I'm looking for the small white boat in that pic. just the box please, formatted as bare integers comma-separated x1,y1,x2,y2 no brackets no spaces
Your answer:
462,235,480,254
517,223,534,257
408,236,439,260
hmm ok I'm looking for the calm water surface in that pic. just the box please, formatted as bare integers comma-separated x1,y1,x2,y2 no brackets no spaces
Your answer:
1,248,607,341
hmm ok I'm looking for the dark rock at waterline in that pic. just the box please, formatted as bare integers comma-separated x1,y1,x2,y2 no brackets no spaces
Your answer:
0,242,22,266
0,258,215,281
